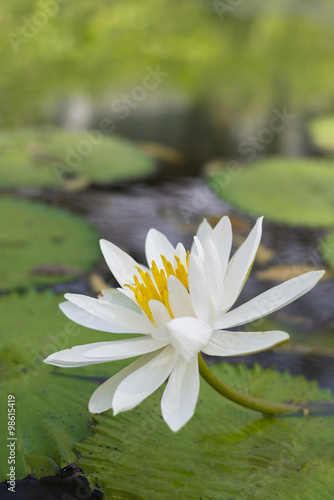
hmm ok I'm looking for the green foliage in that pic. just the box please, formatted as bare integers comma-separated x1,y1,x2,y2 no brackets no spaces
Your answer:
0,197,100,290
2,1,334,124
1,291,333,495
76,362,334,500
0,291,133,479
3,367,97,478
309,116,334,152
319,229,334,272
0,128,154,189
209,158,334,227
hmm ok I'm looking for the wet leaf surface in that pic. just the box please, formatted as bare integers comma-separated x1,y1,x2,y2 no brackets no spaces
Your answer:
208,158,334,227
0,197,100,291
76,363,334,500
0,128,154,190
0,291,134,480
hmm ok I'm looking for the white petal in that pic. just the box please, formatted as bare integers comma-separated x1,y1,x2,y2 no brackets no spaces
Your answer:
164,317,212,361
211,216,232,279
147,300,172,327
167,275,195,318
161,355,199,432
64,293,154,334
188,254,214,323
44,342,116,367
175,242,187,267
202,329,289,356
145,228,175,269
147,301,172,341
89,350,164,414
195,218,212,243
44,337,166,368
60,301,126,333
116,286,136,302
214,270,325,330
191,236,205,261
202,239,224,316
84,336,168,359
222,217,263,311
100,288,141,313
112,345,178,415
100,239,147,287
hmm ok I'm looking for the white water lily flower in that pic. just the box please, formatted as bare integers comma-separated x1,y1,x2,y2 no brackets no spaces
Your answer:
44,216,324,431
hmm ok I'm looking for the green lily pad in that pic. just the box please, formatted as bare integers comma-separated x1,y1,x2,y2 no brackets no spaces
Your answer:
76,363,334,500
319,229,334,272
308,116,334,152
0,291,134,480
0,197,100,290
2,292,333,493
0,128,154,190
208,158,334,227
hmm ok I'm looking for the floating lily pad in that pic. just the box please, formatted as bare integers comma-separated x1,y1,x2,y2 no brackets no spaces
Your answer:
308,116,334,152
2,293,333,492
0,291,134,480
208,158,334,227
0,128,154,190
76,363,334,500
0,197,100,290
319,230,334,272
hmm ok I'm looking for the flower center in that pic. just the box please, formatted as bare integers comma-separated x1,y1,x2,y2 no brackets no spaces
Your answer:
125,253,189,322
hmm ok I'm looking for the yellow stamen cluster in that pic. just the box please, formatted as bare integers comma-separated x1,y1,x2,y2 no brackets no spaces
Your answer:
125,253,189,323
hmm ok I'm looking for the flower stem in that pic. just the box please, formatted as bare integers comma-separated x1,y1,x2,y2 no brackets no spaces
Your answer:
198,354,303,415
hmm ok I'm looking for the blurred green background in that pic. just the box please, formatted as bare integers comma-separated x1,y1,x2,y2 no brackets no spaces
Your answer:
2,0,334,162
1,1,334,498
